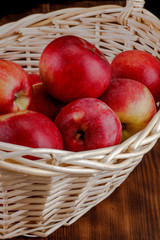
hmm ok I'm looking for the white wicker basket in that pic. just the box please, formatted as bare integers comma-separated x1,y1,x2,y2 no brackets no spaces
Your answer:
0,0,160,238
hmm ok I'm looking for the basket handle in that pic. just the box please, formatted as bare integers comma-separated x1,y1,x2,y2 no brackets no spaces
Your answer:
126,0,145,9
118,0,145,25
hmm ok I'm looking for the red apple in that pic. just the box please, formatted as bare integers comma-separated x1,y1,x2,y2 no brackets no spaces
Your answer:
28,73,42,85
0,110,63,149
55,98,122,152
29,83,65,120
111,50,160,103
100,78,157,142
39,35,111,103
0,59,32,114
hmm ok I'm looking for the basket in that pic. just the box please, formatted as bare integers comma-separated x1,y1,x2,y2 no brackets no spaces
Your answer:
0,0,160,238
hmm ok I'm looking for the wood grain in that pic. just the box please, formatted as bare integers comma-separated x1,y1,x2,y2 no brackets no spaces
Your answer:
0,1,159,240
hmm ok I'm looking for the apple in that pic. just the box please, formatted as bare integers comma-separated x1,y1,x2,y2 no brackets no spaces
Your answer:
0,59,32,114
111,50,160,103
28,73,42,85
39,35,111,103
99,78,157,142
0,110,63,150
29,83,65,120
54,98,122,152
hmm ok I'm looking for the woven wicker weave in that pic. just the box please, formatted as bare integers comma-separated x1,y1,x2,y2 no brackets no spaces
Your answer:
0,0,160,238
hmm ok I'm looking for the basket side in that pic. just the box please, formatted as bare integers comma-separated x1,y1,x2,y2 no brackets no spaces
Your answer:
0,152,144,239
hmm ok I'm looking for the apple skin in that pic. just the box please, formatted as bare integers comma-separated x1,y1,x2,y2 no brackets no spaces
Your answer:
39,35,111,103
0,110,63,150
0,59,32,114
54,98,122,152
29,83,65,120
111,50,160,103
99,78,157,142
28,73,42,85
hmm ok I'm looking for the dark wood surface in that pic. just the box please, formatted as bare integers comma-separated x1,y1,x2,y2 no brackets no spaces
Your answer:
0,1,159,240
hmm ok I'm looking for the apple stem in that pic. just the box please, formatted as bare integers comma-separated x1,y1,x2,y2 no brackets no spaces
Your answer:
122,123,126,130
14,93,18,101
75,130,85,140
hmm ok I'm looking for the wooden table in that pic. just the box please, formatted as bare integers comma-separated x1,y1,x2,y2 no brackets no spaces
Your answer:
0,1,159,240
